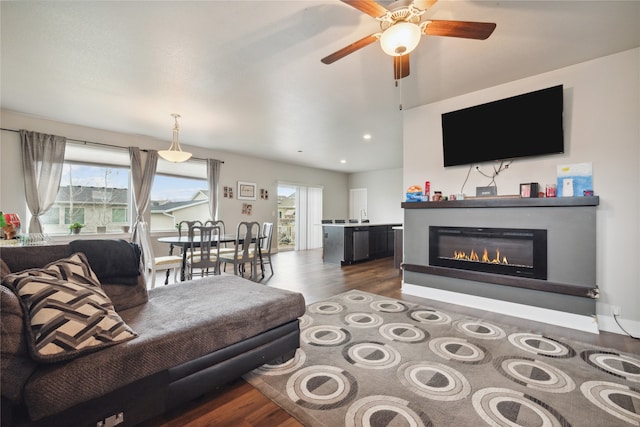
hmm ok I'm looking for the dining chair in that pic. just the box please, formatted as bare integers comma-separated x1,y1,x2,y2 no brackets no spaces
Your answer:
139,223,183,288
219,221,260,280
176,220,204,260
177,220,203,238
251,222,274,277
204,219,221,228
205,219,235,255
186,225,221,279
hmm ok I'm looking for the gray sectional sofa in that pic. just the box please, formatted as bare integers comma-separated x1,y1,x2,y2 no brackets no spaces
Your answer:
0,240,306,427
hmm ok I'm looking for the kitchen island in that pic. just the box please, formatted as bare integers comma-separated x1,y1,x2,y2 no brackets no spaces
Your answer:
322,222,402,265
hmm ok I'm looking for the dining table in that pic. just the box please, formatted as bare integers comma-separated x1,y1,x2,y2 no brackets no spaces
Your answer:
158,234,263,281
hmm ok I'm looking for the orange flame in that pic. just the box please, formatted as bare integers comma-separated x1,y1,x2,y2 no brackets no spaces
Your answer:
452,248,508,264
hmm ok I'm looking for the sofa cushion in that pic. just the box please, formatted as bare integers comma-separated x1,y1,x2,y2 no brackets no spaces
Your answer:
0,242,149,311
2,253,137,363
1,284,38,403
22,275,306,421
69,239,148,310
69,239,141,285
0,258,10,280
0,244,71,274
100,276,149,312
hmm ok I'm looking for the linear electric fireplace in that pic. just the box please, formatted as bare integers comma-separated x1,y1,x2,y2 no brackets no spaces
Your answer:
429,226,547,280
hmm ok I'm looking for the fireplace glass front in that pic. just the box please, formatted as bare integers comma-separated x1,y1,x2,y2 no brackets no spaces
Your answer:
429,226,547,279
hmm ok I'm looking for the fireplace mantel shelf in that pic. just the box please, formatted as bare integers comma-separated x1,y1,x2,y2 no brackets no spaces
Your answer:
402,196,599,209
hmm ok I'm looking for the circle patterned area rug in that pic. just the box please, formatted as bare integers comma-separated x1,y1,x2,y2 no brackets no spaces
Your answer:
245,290,640,427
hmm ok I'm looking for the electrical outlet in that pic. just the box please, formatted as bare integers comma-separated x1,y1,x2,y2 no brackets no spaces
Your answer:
611,306,621,316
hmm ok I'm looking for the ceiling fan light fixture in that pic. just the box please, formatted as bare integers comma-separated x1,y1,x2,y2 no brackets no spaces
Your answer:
158,113,192,163
380,22,421,56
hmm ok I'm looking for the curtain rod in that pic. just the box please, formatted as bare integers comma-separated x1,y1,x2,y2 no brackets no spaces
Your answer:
0,127,223,163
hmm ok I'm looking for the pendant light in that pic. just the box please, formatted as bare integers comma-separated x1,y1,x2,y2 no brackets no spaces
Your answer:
158,114,192,163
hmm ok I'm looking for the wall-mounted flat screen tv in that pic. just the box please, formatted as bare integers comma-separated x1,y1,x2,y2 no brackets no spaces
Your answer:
441,85,564,167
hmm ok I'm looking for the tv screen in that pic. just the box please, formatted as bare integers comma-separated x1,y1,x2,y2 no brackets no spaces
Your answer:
441,85,564,167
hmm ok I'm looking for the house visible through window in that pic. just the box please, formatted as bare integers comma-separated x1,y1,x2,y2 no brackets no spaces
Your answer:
46,164,130,234
112,208,128,223
64,206,85,225
40,208,60,225
150,174,209,231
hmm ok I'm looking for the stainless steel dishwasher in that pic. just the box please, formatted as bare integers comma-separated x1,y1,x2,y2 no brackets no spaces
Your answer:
352,228,369,261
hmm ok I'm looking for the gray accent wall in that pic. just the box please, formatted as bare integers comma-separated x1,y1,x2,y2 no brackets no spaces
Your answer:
403,203,597,316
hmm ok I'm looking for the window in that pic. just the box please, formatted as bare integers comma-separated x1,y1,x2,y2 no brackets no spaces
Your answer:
55,164,129,234
38,142,211,235
40,208,60,225
64,207,85,225
40,143,131,235
112,208,128,223
150,174,209,231
150,157,208,231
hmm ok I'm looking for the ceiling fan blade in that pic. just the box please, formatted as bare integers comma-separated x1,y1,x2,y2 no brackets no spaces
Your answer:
321,33,379,64
393,54,410,80
340,0,389,19
424,20,496,40
413,0,438,11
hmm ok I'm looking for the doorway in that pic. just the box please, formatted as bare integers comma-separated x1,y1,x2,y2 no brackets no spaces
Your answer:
277,183,323,251
277,185,296,251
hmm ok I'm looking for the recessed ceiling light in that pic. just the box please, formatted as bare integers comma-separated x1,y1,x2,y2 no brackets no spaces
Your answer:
340,159,347,164
363,134,372,140
297,150,303,153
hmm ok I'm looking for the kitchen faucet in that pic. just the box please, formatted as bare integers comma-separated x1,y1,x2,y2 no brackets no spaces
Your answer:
360,209,367,222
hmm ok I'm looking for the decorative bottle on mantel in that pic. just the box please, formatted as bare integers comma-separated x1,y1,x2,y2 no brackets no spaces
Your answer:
423,181,430,201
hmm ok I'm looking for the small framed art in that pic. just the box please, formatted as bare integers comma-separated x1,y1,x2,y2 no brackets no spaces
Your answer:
238,181,257,200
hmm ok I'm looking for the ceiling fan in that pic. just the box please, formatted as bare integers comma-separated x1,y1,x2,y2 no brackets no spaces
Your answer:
321,0,496,80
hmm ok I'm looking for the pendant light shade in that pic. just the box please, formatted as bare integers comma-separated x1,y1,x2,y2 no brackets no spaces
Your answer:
380,22,421,56
158,114,192,163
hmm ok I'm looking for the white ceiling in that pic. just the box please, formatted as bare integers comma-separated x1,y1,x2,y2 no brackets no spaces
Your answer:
2,1,639,173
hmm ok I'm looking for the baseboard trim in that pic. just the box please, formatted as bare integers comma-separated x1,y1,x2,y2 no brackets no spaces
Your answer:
402,282,600,334
597,314,640,337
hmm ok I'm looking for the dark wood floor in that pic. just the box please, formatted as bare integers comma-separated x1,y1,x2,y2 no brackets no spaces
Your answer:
141,249,639,427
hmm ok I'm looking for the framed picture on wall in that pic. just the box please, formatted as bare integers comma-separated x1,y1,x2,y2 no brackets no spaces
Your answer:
238,181,257,200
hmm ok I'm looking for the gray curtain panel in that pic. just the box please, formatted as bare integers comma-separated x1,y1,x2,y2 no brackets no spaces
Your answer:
207,159,222,221
129,147,158,251
20,130,67,233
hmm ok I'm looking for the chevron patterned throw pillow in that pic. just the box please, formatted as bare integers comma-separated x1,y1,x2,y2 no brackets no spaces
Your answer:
3,253,138,362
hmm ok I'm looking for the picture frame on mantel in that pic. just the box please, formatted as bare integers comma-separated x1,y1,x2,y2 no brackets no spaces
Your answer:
237,181,257,200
